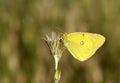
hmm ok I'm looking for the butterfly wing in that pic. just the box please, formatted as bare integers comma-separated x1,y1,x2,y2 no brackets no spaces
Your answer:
63,32,105,61
89,33,105,50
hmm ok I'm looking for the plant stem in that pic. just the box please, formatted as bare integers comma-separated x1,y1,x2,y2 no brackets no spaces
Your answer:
44,32,64,83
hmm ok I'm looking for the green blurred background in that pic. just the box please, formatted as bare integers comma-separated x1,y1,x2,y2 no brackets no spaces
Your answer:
0,0,120,83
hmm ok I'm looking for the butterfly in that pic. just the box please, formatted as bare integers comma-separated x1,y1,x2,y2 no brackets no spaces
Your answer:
62,32,105,61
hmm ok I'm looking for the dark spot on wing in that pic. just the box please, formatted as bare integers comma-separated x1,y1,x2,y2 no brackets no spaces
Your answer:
82,34,85,37
80,34,85,45
80,41,84,45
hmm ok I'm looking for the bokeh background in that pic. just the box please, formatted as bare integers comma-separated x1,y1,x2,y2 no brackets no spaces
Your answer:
0,0,120,83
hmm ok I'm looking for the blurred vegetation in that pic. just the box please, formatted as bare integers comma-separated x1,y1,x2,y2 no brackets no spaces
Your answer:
0,0,120,83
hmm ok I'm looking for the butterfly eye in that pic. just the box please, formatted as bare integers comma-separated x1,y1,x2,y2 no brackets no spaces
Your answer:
80,41,84,45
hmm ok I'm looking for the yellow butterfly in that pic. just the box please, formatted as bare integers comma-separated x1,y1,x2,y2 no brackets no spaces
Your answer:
62,32,105,61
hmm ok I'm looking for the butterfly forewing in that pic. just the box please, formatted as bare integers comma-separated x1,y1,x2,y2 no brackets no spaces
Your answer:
63,32,95,61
